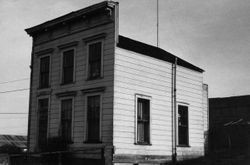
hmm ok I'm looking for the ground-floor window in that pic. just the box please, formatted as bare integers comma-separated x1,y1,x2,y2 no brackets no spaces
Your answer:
178,105,189,146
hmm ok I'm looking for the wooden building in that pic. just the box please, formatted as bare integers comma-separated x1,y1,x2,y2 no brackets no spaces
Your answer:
209,95,250,156
25,1,208,164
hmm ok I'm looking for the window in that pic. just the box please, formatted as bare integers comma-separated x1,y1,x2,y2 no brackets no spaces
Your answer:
86,95,101,142
62,49,74,84
136,97,150,144
61,98,73,143
88,42,102,79
39,56,50,88
178,105,189,146
38,98,49,150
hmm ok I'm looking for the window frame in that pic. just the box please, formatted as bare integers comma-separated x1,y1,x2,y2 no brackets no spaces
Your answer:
177,102,190,147
36,96,50,150
59,97,74,144
86,39,104,80
84,93,102,143
38,54,51,89
60,47,76,85
135,94,152,145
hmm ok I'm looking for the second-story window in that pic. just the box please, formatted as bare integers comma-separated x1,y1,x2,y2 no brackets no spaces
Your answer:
62,49,74,84
39,56,50,88
61,98,73,143
88,42,102,79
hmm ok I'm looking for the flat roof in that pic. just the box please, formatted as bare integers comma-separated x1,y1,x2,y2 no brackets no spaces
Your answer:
25,1,118,36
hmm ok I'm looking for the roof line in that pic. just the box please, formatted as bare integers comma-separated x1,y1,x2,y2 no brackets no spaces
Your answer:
25,1,118,36
117,35,204,73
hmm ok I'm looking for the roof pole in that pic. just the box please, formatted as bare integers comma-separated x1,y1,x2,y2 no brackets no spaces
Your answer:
157,0,159,47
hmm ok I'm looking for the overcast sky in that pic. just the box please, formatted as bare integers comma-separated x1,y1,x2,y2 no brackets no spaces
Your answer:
0,0,250,135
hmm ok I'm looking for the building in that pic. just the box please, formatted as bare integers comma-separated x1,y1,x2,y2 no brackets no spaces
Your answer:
209,95,250,156
0,135,27,165
209,95,250,128
25,1,208,164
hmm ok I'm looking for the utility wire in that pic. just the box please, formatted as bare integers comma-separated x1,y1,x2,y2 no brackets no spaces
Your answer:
0,113,28,114
0,88,29,94
0,78,29,85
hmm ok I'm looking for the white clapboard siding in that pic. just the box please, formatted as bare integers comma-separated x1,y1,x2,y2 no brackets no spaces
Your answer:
113,47,173,155
113,47,205,158
176,65,204,156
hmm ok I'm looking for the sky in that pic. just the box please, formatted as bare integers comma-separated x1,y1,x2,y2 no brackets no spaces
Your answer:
0,0,250,135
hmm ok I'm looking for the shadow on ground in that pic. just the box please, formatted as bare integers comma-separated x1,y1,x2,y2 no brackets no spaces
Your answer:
175,155,250,165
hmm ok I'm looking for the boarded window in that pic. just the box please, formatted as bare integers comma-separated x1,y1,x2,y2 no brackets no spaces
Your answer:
178,105,189,146
61,99,73,143
62,49,74,84
137,98,150,144
87,95,100,142
39,56,50,88
38,98,49,150
88,42,102,79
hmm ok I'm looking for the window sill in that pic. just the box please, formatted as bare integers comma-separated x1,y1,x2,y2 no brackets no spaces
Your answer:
134,142,152,146
37,86,51,90
177,144,190,148
62,140,74,145
84,140,102,144
60,82,75,86
86,76,103,81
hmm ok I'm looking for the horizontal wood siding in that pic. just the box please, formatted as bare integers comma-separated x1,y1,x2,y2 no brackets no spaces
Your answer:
176,65,204,157
29,19,115,152
113,48,172,156
114,47,205,159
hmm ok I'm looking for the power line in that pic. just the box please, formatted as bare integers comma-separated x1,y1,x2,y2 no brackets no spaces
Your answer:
0,113,28,114
0,116,28,120
0,88,29,94
0,78,29,85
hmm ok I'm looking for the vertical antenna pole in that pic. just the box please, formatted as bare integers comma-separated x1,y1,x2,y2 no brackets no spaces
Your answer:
157,0,159,47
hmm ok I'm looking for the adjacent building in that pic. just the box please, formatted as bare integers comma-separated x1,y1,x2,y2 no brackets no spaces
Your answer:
25,1,208,164
209,95,250,156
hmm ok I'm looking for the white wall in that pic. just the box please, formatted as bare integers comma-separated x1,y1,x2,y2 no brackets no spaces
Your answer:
113,47,205,159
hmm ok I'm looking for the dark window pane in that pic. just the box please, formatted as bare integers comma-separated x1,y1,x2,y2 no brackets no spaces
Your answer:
89,42,101,62
39,56,50,88
62,49,74,84
38,98,49,150
61,99,72,143
88,42,102,79
87,95,100,142
137,98,150,144
178,105,189,145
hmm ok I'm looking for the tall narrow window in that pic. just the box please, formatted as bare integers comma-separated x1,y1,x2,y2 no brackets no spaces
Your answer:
38,98,49,151
62,49,74,84
178,105,189,146
61,98,73,143
137,98,150,144
88,42,102,79
39,56,50,88
87,95,101,142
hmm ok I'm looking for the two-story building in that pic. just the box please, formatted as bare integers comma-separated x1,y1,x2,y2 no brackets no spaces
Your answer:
25,1,208,165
